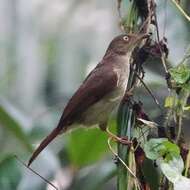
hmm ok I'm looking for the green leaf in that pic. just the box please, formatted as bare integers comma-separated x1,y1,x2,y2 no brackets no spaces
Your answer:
144,138,180,161
66,127,109,167
169,64,190,85
183,106,190,111
158,156,190,190
133,125,149,146
66,119,117,167
174,176,190,190
183,83,190,92
144,139,189,189
164,96,175,108
162,141,180,161
0,155,21,190
144,138,168,160
158,156,184,183
0,102,32,152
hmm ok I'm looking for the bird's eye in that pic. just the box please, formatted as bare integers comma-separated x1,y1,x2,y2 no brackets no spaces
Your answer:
123,36,129,41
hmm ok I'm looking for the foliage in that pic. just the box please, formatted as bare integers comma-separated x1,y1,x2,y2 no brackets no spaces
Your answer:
169,64,190,86
0,102,32,153
116,0,190,190
144,138,190,190
0,0,190,190
144,138,180,161
66,128,109,167
0,155,21,190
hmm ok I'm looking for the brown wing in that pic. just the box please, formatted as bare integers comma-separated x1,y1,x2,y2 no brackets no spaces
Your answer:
28,62,118,166
58,63,118,127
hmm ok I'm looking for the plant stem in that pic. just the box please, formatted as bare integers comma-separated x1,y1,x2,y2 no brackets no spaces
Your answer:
171,0,190,22
117,1,152,189
185,150,190,176
117,102,135,190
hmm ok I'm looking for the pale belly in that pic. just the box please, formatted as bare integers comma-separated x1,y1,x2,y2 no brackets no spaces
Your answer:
79,64,129,127
69,58,130,129
79,85,126,127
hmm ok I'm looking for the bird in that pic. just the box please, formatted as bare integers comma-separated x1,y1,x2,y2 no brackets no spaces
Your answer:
28,33,149,166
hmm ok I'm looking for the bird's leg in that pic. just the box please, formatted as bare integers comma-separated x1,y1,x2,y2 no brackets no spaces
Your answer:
99,123,131,145
106,128,132,145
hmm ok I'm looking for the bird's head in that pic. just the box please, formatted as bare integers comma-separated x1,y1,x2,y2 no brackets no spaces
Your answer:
107,33,150,55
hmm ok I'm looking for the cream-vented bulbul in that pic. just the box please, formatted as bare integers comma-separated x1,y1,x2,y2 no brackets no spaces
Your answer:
28,33,149,166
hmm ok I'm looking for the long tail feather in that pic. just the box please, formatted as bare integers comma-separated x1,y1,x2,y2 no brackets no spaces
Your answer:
28,126,64,167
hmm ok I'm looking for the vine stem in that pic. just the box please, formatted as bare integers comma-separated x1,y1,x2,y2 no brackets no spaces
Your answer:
107,138,137,179
14,155,59,190
175,89,189,143
171,0,190,22
108,137,141,190
116,1,153,189
185,150,190,176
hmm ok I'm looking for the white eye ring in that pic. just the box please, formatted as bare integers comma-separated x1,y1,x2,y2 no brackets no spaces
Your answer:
123,36,129,41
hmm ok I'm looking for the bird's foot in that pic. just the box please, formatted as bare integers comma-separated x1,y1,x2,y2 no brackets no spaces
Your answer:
125,88,133,97
106,128,131,145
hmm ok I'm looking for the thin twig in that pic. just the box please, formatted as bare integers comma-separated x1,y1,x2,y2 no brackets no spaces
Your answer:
107,138,142,190
117,0,122,19
185,149,190,177
14,155,59,190
171,0,190,22
108,138,137,178
138,15,151,34
133,127,151,152
153,3,169,74
130,66,162,111
163,0,168,37
175,92,190,143
175,113,182,143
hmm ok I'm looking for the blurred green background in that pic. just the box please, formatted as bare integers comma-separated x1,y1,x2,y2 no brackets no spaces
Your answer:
0,0,190,190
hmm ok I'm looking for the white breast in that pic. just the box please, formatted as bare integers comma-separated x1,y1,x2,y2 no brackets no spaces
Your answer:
81,61,130,127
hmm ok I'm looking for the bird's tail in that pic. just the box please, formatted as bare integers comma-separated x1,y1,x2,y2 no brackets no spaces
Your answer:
28,125,65,167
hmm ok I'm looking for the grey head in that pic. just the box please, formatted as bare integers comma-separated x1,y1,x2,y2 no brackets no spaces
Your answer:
106,33,149,55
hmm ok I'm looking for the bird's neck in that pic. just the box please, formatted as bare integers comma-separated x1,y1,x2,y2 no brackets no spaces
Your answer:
104,48,129,56
103,49,132,66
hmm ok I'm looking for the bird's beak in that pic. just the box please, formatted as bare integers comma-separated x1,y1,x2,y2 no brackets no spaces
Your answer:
133,33,150,45
128,33,150,51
